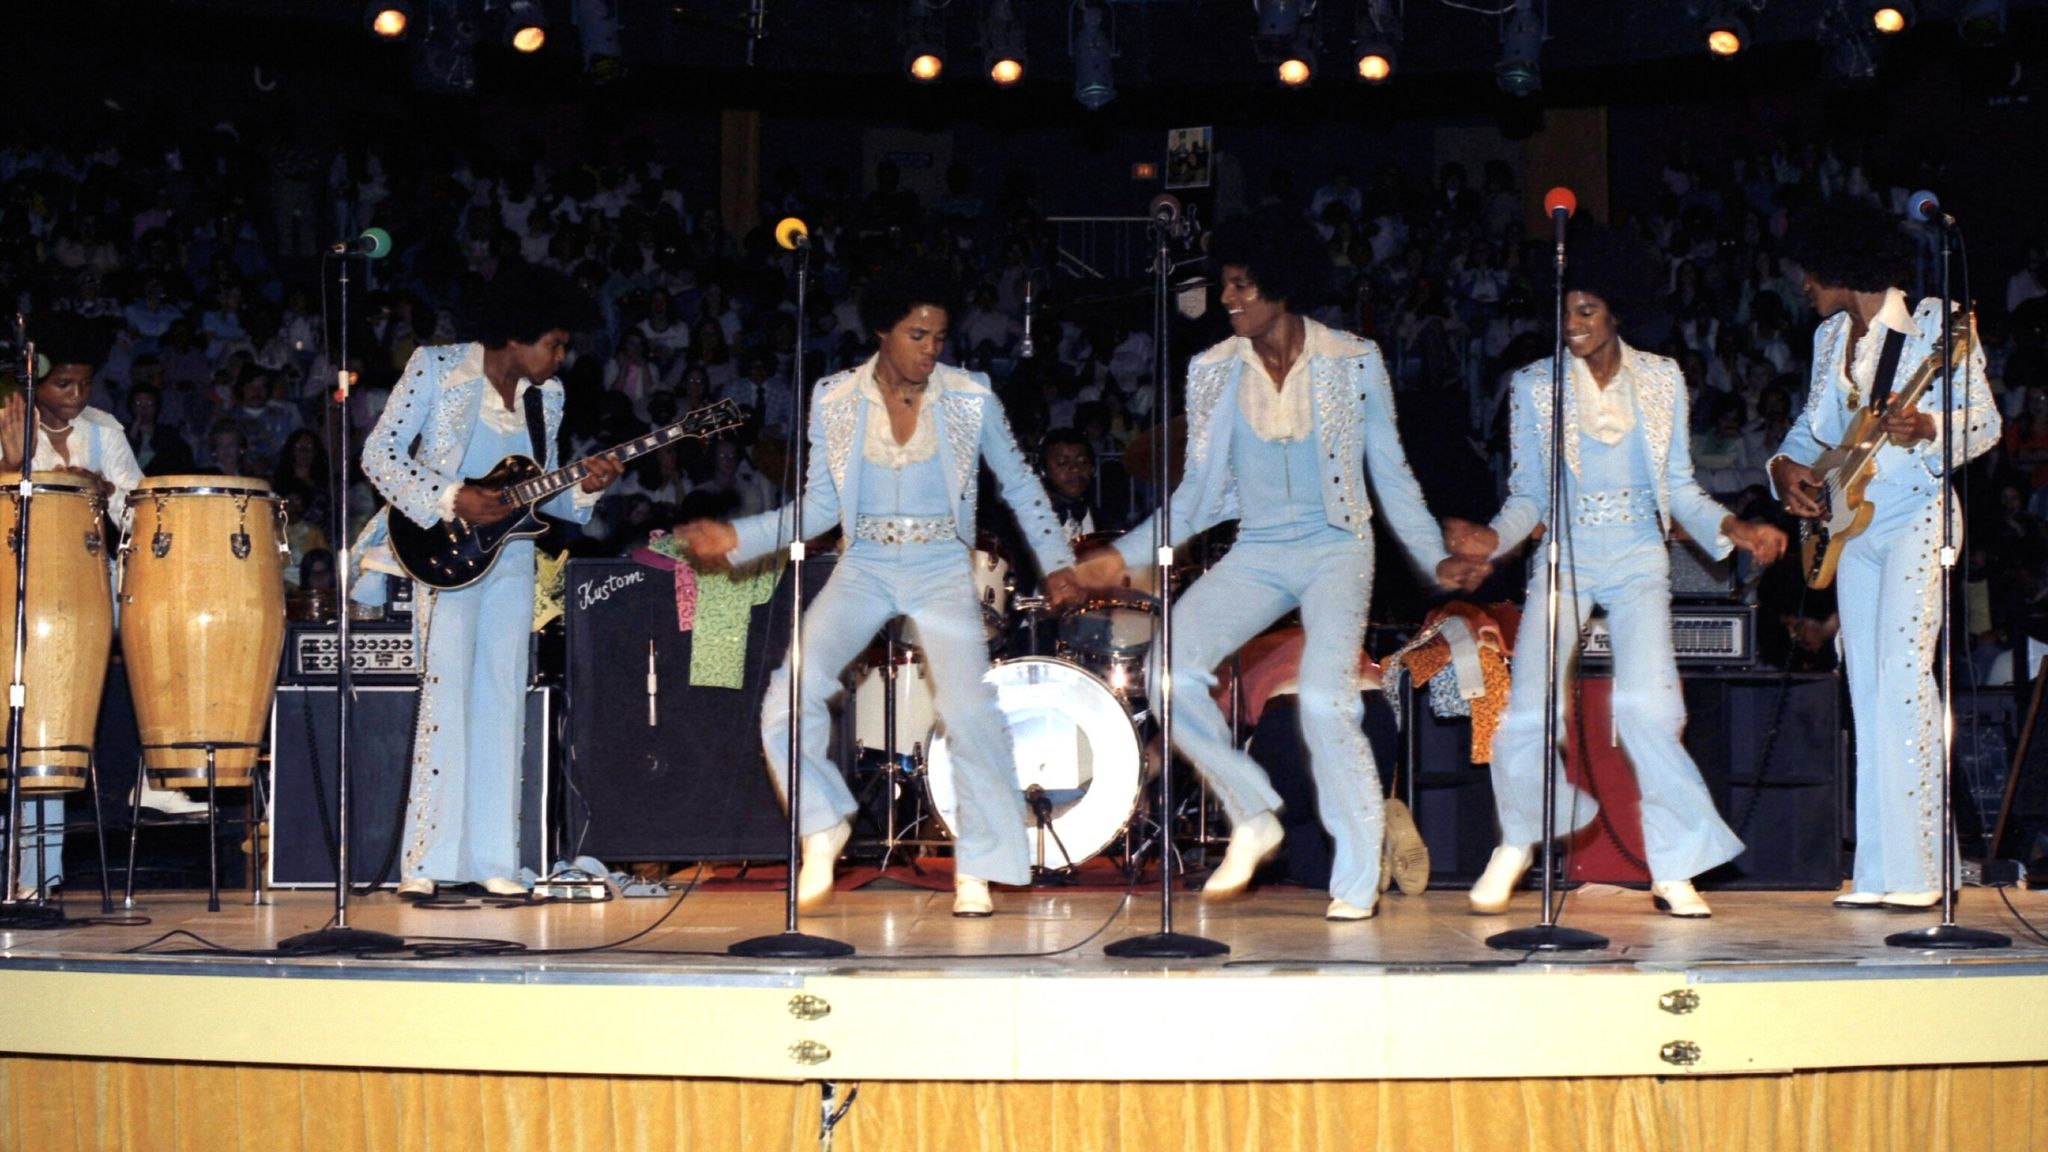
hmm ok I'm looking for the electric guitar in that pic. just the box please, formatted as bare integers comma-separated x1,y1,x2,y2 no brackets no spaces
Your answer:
390,399,745,589
1798,313,1974,590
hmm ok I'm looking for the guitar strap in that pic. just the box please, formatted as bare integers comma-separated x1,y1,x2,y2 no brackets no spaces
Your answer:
1870,327,1909,411
522,385,549,465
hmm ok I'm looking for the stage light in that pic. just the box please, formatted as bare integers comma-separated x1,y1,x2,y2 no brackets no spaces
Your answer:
1070,0,1116,110
907,48,945,81
1353,0,1396,84
573,0,625,82
1496,0,1543,97
1959,0,2005,46
505,0,547,51
1870,2,1912,34
1703,1,1751,56
1277,52,1313,87
366,1,412,39
984,0,1027,87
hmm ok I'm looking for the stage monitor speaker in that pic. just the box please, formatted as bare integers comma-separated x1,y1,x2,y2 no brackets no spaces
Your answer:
267,685,551,887
560,558,791,861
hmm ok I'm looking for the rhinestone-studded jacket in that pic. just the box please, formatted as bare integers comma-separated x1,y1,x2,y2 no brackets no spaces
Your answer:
1110,326,1450,576
728,359,1074,579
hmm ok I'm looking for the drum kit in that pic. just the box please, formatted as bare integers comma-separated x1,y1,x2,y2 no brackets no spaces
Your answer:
2,472,288,905
847,533,1186,874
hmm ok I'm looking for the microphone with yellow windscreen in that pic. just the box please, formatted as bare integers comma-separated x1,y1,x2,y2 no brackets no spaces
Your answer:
774,217,810,251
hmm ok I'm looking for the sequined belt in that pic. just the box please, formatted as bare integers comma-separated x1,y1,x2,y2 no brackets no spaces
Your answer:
1571,489,1660,527
854,514,958,546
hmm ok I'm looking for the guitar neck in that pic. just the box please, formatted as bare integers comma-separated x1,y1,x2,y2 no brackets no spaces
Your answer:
505,409,731,506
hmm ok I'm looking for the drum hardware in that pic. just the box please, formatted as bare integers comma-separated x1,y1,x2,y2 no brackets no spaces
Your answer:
231,492,254,560
122,740,267,914
1025,784,1078,885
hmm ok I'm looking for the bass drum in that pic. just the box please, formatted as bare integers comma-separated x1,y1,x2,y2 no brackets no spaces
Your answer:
925,656,1141,869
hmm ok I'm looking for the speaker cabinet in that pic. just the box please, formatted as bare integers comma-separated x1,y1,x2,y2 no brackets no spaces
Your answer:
1402,672,1846,889
267,685,552,887
560,559,791,861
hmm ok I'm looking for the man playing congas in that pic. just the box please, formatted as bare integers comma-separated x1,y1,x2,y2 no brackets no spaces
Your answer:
0,318,141,898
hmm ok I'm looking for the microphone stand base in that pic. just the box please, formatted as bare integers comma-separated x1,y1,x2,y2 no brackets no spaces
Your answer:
1104,931,1229,959
1884,924,2011,951
276,927,407,954
0,901,68,930
728,931,856,959
1486,923,1608,952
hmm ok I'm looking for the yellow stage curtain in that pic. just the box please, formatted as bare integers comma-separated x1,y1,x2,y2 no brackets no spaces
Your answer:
6,1059,2048,1152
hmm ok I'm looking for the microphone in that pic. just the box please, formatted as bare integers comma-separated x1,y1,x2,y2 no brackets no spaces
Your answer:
1020,276,1035,359
1148,193,1181,227
774,216,810,250
1544,186,1577,222
328,227,393,259
1908,189,1954,227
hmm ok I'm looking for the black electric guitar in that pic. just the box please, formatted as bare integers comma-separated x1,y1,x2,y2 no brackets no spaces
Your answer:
390,399,745,589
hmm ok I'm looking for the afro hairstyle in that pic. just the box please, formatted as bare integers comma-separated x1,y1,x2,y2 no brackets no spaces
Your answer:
32,313,112,374
1560,224,1663,332
466,262,603,349
1207,206,1335,311
859,257,963,337
1785,200,1915,294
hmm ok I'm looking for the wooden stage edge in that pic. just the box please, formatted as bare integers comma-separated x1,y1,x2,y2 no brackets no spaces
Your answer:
6,886,2048,1083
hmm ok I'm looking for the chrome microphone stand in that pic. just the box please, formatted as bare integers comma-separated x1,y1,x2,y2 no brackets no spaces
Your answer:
1887,207,2007,951
731,222,853,959
1106,196,1226,959
0,326,65,928
1488,196,1606,953
280,247,401,953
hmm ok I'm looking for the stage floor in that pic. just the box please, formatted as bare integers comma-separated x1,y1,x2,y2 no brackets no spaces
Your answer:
6,881,2048,1082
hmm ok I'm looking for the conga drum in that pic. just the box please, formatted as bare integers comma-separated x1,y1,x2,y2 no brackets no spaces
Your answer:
120,476,287,789
0,472,114,791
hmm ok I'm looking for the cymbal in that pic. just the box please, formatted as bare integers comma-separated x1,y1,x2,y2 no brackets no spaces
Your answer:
1117,416,1185,490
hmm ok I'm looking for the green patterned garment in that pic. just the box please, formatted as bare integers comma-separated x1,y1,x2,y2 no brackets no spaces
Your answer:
647,535,783,689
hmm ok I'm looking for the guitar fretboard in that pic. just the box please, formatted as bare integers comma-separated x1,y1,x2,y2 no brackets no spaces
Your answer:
505,400,743,506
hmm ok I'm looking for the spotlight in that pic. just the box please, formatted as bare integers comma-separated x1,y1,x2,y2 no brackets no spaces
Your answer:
573,0,626,83
903,1,945,84
1958,0,2005,46
1353,0,1397,84
1870,1,1913,34
984,0,1027,87
1277,49,1314,87
1496,0,1543,97
1070,0,1116,111
505,0,547,51
1703,1,1751,56
907,48,945,81
366,1,412,39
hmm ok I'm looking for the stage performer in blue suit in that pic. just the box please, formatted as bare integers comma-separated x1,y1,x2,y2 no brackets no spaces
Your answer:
1078,209,1486,921
680,259,1082,918
354,265,622,899
1769,203,1998,911
1450,228,1786,920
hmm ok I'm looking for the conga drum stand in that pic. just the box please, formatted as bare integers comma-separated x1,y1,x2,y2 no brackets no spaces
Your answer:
122,741,264,913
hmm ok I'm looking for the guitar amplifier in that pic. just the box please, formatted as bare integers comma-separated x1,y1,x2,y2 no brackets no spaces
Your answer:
1579,604,1755,670
282,622,421,683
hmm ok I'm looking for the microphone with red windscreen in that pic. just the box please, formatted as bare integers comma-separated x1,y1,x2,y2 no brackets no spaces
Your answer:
1544,186,1577,221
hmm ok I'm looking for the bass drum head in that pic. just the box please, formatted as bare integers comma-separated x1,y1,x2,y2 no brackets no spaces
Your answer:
926,656,1141,869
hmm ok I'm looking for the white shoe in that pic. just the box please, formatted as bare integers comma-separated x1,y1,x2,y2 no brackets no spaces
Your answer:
1651,880,1712,919
952,874,994,918
1326,897,1376,921
396,876,435,898
1833,889,1884,909
1468,843,1535,915
796,819,852,909
133,777,209,816
1880,890,1942,910
1202,811,1285,901
481,877,528,897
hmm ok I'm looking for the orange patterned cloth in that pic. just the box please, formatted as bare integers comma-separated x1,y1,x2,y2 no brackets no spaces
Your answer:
1382,602,1520,764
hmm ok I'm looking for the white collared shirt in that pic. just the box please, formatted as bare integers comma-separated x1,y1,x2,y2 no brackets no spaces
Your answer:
1571,345,1638,447
856,359,940,470
1841,287,1915,404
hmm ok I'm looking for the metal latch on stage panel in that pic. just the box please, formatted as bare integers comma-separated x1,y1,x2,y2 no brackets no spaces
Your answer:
789,1040,833,1067
1659,1041,1702,1067
788,994,832,1021
1659,989,1700,1015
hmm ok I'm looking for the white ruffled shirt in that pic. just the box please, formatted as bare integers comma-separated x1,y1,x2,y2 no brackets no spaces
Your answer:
1230,318,1355,442
1840,287,1916,407
856,361,940,469
1571,345,1639,447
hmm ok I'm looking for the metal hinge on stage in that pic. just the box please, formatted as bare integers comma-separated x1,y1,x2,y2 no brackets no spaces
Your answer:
283,625,421,682
1578,605,1755,670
